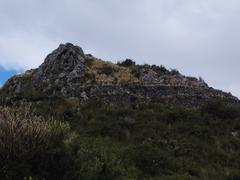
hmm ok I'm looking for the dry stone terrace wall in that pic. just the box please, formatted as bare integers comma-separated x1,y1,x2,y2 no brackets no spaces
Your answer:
1,77,238,106
74,84,238,106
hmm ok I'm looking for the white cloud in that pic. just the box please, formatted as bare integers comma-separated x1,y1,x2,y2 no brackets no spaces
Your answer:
0,31,58,70
0,0,239,97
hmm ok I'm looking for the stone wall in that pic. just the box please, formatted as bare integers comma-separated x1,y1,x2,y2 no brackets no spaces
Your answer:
73,83,239,106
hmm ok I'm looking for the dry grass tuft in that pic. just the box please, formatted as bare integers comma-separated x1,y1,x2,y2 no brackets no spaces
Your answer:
0,106,51,157
86,58,138,83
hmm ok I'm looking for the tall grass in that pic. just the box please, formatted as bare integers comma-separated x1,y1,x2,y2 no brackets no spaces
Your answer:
0,106,50,156
0,106,53,179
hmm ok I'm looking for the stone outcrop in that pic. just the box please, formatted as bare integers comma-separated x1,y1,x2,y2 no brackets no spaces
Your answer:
139,68,164,84
0,43,239,106
32,43,86,85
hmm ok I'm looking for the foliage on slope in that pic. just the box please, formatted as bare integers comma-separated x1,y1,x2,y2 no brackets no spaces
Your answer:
0,43,239,179
0,99,240,179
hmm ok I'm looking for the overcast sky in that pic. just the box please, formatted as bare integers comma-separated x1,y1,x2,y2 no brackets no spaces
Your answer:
0,0,239,97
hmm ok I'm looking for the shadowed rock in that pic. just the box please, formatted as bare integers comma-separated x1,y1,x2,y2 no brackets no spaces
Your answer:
32,43,86,85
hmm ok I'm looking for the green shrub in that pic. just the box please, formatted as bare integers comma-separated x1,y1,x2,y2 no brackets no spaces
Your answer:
117,59,136,67
1,97,240,179
152,65,169,75
170,69,180,75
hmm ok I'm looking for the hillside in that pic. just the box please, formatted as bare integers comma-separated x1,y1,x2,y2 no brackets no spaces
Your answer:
0,43,240,180
0,43,238,106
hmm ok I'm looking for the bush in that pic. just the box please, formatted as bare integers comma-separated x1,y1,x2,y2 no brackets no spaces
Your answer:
202,100,240,119
133,141,175,177
0,106,73,179
170,69,180,75
64,135,139,179
117,59,136,67
152,65,169,75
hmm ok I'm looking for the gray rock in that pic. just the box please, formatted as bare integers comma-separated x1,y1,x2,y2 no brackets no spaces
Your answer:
15,82,22,94
60,86,76,96
80,91,88,100
58,73,66,79
26,43,87,96
32,42,86,86
61,87,68,96
232,131,238,137
68,64,85,82
140,68,164,84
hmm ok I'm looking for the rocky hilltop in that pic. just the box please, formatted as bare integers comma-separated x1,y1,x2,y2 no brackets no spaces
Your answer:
0,43,238,106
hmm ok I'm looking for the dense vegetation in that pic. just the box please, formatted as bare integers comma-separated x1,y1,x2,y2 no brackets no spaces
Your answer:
1,43,239,179
0,97,240,180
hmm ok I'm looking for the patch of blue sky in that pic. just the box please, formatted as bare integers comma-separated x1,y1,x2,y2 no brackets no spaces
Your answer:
0,66,18,86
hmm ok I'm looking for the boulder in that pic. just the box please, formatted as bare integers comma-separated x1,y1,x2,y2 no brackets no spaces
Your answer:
32,43,86,85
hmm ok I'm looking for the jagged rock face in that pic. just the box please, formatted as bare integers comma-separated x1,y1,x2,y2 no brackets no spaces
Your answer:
32,43,86,85
0,43,87,97
26,43,87,96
